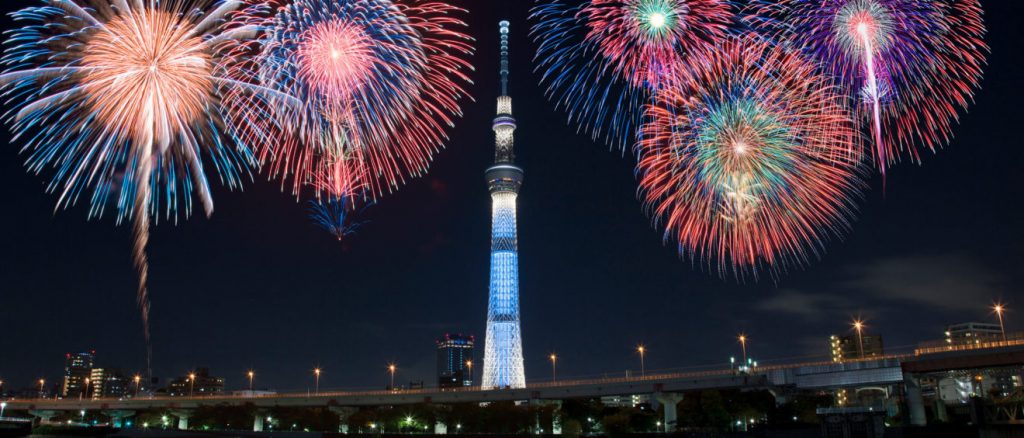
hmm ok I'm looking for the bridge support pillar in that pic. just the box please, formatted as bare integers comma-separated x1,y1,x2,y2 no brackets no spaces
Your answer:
529,399,562,434
934,398,949,423
170,410,192,430
27,410,60,424
104,410,136,428
329,407,356,434
903,373,927,426
253,414,265,432
552,401,564,435
434,422,448,434
655,393,685,432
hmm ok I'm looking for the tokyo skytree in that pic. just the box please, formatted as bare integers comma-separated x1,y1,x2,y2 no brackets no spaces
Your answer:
481,20,526,389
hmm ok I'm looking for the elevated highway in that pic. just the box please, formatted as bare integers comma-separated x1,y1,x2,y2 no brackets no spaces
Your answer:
3,341,1022,431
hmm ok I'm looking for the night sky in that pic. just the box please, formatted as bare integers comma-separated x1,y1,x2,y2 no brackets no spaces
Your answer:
2,1,1023,393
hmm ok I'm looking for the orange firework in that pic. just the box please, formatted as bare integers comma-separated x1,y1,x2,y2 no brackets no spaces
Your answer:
0,0,278,374
81,9,213,149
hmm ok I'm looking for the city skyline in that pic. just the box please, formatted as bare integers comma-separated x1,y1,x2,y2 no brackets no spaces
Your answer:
1,0,1023,394
2,309,1015,395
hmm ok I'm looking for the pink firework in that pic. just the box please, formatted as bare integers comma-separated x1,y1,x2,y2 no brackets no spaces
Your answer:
222,0,475,201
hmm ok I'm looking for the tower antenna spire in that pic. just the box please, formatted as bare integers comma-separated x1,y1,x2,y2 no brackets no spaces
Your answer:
499,20,510,96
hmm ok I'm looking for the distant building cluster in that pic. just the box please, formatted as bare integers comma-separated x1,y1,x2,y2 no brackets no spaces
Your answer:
827,321,1021,411
945,322,1002,346
166,368,225,397
0,350,228,400
60,351,130,400
829,334,885,362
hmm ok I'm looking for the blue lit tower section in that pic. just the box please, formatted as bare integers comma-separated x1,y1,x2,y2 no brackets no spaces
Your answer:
481,20,526,389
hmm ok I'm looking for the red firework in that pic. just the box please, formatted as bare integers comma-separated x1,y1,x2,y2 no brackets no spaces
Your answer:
580,0,734,89
637,37,863,279
222,0,474,200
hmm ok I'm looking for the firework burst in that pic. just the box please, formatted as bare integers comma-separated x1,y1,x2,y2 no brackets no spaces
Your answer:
637,37,864,279
0,0,279,372
223,0,475,201
531,0,734,150
744,0,988,173
309,196,368,243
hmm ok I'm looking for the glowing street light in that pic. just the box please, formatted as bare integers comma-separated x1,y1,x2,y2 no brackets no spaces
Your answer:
852,320,865,359
188,373,196,397
247,370,255,392
637,345,647,377
388,364,397,390
314,368,322,395
464,360,473,386
133,375,142,397
549,354,558,382
1,402,7,419
38,379,45,398
994,304,1008,342
82,377,91,400
738,334,748,366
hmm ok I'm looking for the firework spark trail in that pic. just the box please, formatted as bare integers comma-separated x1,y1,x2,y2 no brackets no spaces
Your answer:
636,37,864,279
530,0,734,151
744,0,987,173
858,24,886,173
0,0,280,375
222,0,475,204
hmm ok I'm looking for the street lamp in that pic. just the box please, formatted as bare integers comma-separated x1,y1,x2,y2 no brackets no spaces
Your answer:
852,320,865,359
994,304,1008,342
738,335,748,366
549,354,558,382
82,377,90,400
38,379,45,399
388,364,397,390
188,373,196,397
133,375,142,397
1,402,7,419
247,370,255,393
464,360,473,386
637,345,646,377
314,368,321,395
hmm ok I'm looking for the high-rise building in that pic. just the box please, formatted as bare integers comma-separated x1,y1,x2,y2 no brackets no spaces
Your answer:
90,368,129,399
62,351,96,398
829,334,884,362
481,20,527,390
437,334,475,388
167,368,225,397
945,322,1002,345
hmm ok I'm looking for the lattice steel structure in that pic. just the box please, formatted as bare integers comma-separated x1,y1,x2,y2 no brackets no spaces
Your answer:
481,20,526,389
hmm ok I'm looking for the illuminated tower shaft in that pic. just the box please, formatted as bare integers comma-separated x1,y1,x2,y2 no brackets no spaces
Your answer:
482,20,526,389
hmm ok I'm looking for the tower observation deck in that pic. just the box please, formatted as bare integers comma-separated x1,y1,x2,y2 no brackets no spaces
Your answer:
481,20,526,389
